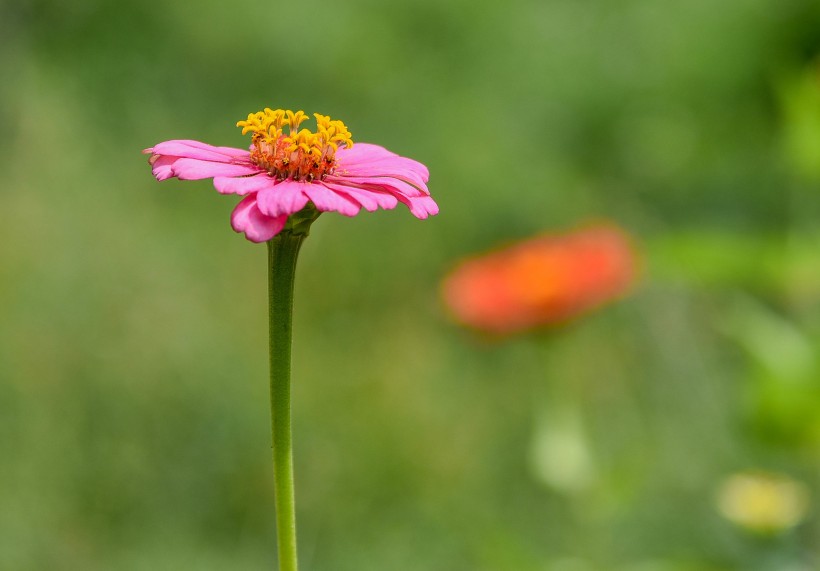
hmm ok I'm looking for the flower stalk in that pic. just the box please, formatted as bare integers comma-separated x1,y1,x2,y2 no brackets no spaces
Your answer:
267,231,306,571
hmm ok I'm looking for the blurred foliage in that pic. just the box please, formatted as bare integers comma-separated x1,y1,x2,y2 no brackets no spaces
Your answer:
2,0,820,569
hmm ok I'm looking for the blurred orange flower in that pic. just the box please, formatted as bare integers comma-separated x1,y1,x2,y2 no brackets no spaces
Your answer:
442,224,638,334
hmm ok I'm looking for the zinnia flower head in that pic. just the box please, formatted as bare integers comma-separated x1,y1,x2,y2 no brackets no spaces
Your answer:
442,224,637,335
144,108,437,242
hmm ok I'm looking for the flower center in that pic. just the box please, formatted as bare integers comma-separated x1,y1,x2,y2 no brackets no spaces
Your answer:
237,108,353,182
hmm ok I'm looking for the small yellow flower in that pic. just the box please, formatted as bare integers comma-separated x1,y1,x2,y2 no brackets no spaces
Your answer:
717,471,810,534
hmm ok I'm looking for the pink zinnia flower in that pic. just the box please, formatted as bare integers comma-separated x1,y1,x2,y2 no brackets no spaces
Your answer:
144,108,438,242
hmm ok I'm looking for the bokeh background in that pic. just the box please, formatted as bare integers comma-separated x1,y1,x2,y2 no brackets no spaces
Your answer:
2,0,820,569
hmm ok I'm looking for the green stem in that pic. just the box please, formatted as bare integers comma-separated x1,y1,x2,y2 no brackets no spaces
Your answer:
267,231,305,571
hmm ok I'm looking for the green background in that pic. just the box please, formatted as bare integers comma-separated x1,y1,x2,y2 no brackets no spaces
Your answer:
2,0,820,569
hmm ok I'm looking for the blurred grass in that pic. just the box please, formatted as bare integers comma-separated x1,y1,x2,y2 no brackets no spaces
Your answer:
2,0,820,569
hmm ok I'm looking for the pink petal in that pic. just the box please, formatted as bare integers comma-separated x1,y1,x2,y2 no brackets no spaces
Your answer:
328,175,427,198
230,194,287,242
150,155,259,181
305,183,362,217
213,173,277,195
335,143,398,166
146,140,251,162
338,155,429,185
323,182,399,212
256,180,310,217
396,195,440,220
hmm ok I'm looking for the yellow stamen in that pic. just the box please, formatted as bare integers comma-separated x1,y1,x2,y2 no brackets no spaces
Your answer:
236,108,354,182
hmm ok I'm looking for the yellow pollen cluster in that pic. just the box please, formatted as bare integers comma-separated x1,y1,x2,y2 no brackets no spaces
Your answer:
237,108,353,182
